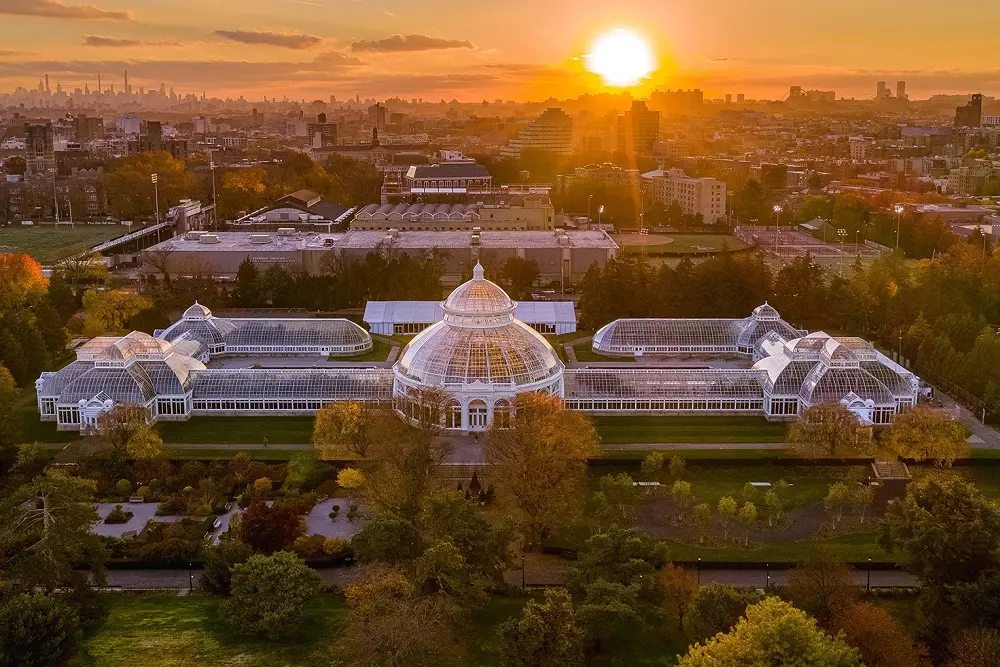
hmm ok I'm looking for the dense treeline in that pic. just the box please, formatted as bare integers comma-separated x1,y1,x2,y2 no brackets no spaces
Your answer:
142,250,446,314
101,151,382,221
579,234,1000,415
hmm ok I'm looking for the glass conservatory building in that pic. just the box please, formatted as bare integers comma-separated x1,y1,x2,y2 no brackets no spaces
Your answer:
393,262,564,431
155,302,372,358
36,267,919,432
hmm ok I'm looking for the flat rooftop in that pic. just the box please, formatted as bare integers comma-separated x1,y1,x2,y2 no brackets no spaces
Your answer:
147,231,345,253
338,229,619,250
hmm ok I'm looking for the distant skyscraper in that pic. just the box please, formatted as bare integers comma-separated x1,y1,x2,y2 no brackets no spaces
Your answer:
501,108,573,158
725,94,732,104
876,81,887,100
368,103,388,132
896,81,906,101
955,94,983,127
616,100,660,155
737,93,745,104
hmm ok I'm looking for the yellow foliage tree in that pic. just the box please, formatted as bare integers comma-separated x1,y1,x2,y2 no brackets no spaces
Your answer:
81,289,152,337
484,393,599,544
885,405,969,466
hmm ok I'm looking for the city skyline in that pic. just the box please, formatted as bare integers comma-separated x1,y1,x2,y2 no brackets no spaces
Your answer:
0,0,998,101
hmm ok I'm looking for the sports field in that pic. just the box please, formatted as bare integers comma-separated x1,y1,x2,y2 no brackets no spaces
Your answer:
0,225,131,263
615,233,749,255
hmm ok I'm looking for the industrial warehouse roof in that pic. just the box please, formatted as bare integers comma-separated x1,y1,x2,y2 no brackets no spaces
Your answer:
406,163,491,179
146,229,617,253
147,231,344,252
364,300,575,327
337,229,619,250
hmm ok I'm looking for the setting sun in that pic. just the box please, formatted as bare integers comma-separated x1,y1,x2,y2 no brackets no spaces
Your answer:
585,29,656,87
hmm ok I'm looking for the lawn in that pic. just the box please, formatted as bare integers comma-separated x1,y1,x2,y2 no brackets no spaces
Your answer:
73,593,345,667
660,530,891,563
78,592,685,667
158,416,316,445
619,234,749,255
573,342,634,363
0,225,136,263
678,463,855,509
594,416,789,444
333,337,392,362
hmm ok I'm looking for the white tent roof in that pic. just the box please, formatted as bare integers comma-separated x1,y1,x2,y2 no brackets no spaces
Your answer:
364,300,576,326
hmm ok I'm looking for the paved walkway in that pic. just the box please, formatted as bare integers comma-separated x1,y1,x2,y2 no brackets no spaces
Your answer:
101,563,917,592
935,392,1000,449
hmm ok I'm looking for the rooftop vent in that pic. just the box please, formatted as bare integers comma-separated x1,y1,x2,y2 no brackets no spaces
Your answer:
184,231,204,241
276,227,296,236
250,234,271,245
199,234,220,244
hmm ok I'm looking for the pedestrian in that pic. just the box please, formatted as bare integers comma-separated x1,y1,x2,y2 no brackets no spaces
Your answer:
262,437,268,448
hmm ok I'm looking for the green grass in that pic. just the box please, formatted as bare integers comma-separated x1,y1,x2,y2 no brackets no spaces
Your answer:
334,337,392,362
158,416,315,445
661,530,891,563
0,225,138,263
79,593,655,667
593,448,788,461
619,234,749,255
681,463,855,509
73,593,344,667
573,342,634,363
594,416,789,444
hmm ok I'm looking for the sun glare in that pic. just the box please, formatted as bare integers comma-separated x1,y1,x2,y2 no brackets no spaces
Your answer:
585,29,655,87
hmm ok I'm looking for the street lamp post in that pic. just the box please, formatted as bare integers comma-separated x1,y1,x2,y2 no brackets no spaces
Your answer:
772,205,783,256
65,196,73,226
837,228,847,276
151,173,160,243
588,194,593,224
765,562,770,589
894,205,904,250
696,557,701,585
867,557,872,591
598,204,604,228
188,562,194,592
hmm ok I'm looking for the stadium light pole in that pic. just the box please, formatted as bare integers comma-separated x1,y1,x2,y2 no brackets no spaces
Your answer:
49,168,60,224
588,194,593,224
151,172,160,243
772,205,782,256
598,204,605,228
210,153,218,229
894,204,904,250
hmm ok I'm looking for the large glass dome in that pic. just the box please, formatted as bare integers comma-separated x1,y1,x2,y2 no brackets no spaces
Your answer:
393,262,564,430
396,262,561,387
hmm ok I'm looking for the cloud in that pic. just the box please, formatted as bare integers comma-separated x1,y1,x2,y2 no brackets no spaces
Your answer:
0,0,131,20
213,30,322,50
81,35,182,47
350,34,474,53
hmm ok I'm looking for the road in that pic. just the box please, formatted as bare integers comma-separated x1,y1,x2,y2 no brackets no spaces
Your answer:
101,564,917,592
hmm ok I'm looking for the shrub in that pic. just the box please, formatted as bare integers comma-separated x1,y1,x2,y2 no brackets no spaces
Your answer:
274,491,318,516
347,504,359,521
290,534,327,558
219,552,321,639
113,479,132,498
201,540,254,596
104,504,133,524
0,594,82,667
135,486,149,499
323,537,348,557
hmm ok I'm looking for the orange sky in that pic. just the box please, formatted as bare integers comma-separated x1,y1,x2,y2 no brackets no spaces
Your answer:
0,0,997,100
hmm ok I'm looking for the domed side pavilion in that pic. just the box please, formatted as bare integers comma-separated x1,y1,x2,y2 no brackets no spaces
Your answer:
393,262,564,431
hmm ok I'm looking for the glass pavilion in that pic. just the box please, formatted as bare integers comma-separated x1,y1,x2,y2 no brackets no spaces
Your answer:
36,271,919,432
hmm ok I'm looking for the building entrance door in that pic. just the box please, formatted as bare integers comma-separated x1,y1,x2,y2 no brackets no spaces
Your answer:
468,400,488,430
